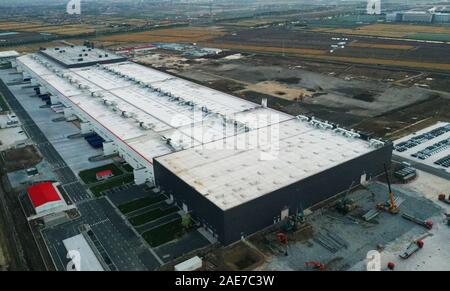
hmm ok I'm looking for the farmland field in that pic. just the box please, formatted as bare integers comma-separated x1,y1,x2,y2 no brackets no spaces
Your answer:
407,32,450,42
347,42,415,50
320,24,450,40
97,27,226,44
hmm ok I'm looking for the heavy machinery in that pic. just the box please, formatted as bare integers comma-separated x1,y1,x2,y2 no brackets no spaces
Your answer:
336,181,357,214
401,212,433,229
400,240,424,259
377,164,400,214
305,261,326,271
281,204,306,232
276,233,288,256
438,193,450,205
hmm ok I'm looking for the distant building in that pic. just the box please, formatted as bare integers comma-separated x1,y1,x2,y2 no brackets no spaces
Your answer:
402,11,433,23
386,11,450,23
0,50,19,65
386,12,403,22
96,169,114,181
434,13,450,23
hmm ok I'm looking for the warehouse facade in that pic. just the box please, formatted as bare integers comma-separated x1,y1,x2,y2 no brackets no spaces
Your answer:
154,122,392,244
14,45,393,245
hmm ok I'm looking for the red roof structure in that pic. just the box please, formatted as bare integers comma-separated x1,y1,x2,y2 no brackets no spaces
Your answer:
96,169,113,177
27,182,62,208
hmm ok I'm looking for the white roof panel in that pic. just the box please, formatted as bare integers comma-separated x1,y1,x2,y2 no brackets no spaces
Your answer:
0,50,19,58
157,119,375,210
17,48,382,209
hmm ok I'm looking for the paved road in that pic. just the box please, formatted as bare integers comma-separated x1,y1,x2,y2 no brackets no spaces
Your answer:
0,76,161,271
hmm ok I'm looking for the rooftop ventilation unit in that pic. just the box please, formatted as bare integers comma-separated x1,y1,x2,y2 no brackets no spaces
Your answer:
334,127,361,139
311,118,333,130
369,139,385,148
123,111,136,118
102,99,115,106
139,122,155,130
296,115,310,122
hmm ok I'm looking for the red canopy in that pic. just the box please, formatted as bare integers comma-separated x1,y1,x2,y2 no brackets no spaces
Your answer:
27,182,61,208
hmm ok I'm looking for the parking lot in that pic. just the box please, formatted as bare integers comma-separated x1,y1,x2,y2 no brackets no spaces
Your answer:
0,68,163,270
110,185,212,263
394,122,450,179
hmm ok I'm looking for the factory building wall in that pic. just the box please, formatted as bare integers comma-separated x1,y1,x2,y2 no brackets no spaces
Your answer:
222,143,393,244
17,60,156,184
154,143,393,245
153,159,225,240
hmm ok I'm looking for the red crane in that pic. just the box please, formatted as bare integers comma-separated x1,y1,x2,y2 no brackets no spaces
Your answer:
305,261,327,271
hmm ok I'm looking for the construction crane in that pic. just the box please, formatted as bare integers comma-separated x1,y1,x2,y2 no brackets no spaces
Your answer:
276,233,288,256
377,164,399,214
336,181,357,214
305,261,327,271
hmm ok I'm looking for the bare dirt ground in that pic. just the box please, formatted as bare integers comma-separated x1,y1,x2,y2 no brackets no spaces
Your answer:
237,80,312,101
166,51,450,138
2,145,42,172
0,143,46,270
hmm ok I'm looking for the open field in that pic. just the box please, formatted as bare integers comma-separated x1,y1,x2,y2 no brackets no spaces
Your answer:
0,21,98,35
321,23,450,41
204,42,450,71
199,27,450,72
1,146,42,172
0,21,43,30
347,42,415,50
97,26,226,44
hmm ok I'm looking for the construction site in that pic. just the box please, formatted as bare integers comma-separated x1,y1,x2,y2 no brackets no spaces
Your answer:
0,0,448,273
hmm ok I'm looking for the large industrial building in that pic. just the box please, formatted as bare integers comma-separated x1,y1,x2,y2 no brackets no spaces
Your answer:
386,11,450,23
14,45,393,244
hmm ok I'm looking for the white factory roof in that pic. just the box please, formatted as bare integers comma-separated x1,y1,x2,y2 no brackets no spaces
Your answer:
157,118,376,210
39,46,125,67
17,47,383,209
17,51,286,164
63,234,104,271
0,50,19,58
